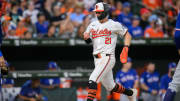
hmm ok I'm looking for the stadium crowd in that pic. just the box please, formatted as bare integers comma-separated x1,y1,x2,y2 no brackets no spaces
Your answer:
1,0,179,39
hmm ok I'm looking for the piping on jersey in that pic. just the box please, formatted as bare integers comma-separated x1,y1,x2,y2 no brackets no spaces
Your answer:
96,55,111,82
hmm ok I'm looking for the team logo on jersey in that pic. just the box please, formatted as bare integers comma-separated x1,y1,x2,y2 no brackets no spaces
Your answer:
91,28,111,39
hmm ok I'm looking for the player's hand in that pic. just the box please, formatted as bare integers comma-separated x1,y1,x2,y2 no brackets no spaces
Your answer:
151,90,158,95
29,98,36,101
84,32,90,40
120,46,129,63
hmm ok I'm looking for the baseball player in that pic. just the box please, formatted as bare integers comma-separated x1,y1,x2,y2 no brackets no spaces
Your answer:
83,2,137,101
115,57,139,101
40,61,60,89
163,1,180,101
140,62,160,101
160,62,176,100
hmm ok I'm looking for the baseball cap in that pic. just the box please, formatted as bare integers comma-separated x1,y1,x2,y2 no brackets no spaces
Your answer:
127,57,132,63
93,2,105,12
123,2,130,8
48,61,58,69
168,62,176,69
140,8,150,15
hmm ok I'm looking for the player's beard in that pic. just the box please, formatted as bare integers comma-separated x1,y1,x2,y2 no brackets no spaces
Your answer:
97,12,108,20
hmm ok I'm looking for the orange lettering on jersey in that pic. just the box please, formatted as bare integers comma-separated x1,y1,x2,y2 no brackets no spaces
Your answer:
91,28,111,39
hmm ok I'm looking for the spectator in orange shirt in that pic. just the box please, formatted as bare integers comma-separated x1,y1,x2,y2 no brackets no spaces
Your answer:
144,15,164,38
143,0,161,11
15,19,28,38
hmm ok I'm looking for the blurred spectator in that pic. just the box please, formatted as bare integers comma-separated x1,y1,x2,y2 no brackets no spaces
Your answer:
40,61,60,89
23,1,39,24
144,15,164,38
114,57,139,101
1,15,16,38
35,13,49,37
44,26,56,38
2,62,15,88
83,0,96,10
18,0,28,16
142,0,161,11
117,2,133,28
70,3,85,28
10,2,21,25
115,1,123,15
23,15,37,36
160,62,176,100
51,4,74,38
18,79,44,101
140,62,160,101
159,0,177,37
15,19,28,38
60,0,76,14
41,0,54,21
139,8,151,31
129,15,143,38
24,31,32,39
78,16,91,38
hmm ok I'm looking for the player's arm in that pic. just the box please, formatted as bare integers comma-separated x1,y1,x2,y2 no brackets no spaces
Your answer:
133,80,139,89
120,31,132,63
140,75,151,92
123,32,132,47
83,31,92,44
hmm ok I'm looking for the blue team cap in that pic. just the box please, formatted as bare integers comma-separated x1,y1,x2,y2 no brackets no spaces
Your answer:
148,14,158,22
123,2,131,8
168,62,176,69
48,61,58,69
127,57,132,62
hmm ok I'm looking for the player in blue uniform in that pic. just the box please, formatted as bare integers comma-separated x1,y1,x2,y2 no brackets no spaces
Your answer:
40,61,60,89
163,2,180,101
140,62,160,101
115,57,139,101
160,62,176,101
18,79,45,101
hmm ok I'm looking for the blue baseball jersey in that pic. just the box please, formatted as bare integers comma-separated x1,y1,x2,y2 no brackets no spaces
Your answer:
115,69,138,88
117,12,133,28
160,74,172,90
20,80,41,98
175,13,180,49
140,71,160,90
128,26,143,38
40,78,60,86
2,78,14,85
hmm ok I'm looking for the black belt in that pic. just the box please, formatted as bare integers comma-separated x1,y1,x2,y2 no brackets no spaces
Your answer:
94,53,110,58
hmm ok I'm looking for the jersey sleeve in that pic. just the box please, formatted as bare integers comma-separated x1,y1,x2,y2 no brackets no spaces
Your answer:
20,86,27,96
113,22,128,37
160,76,166,90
